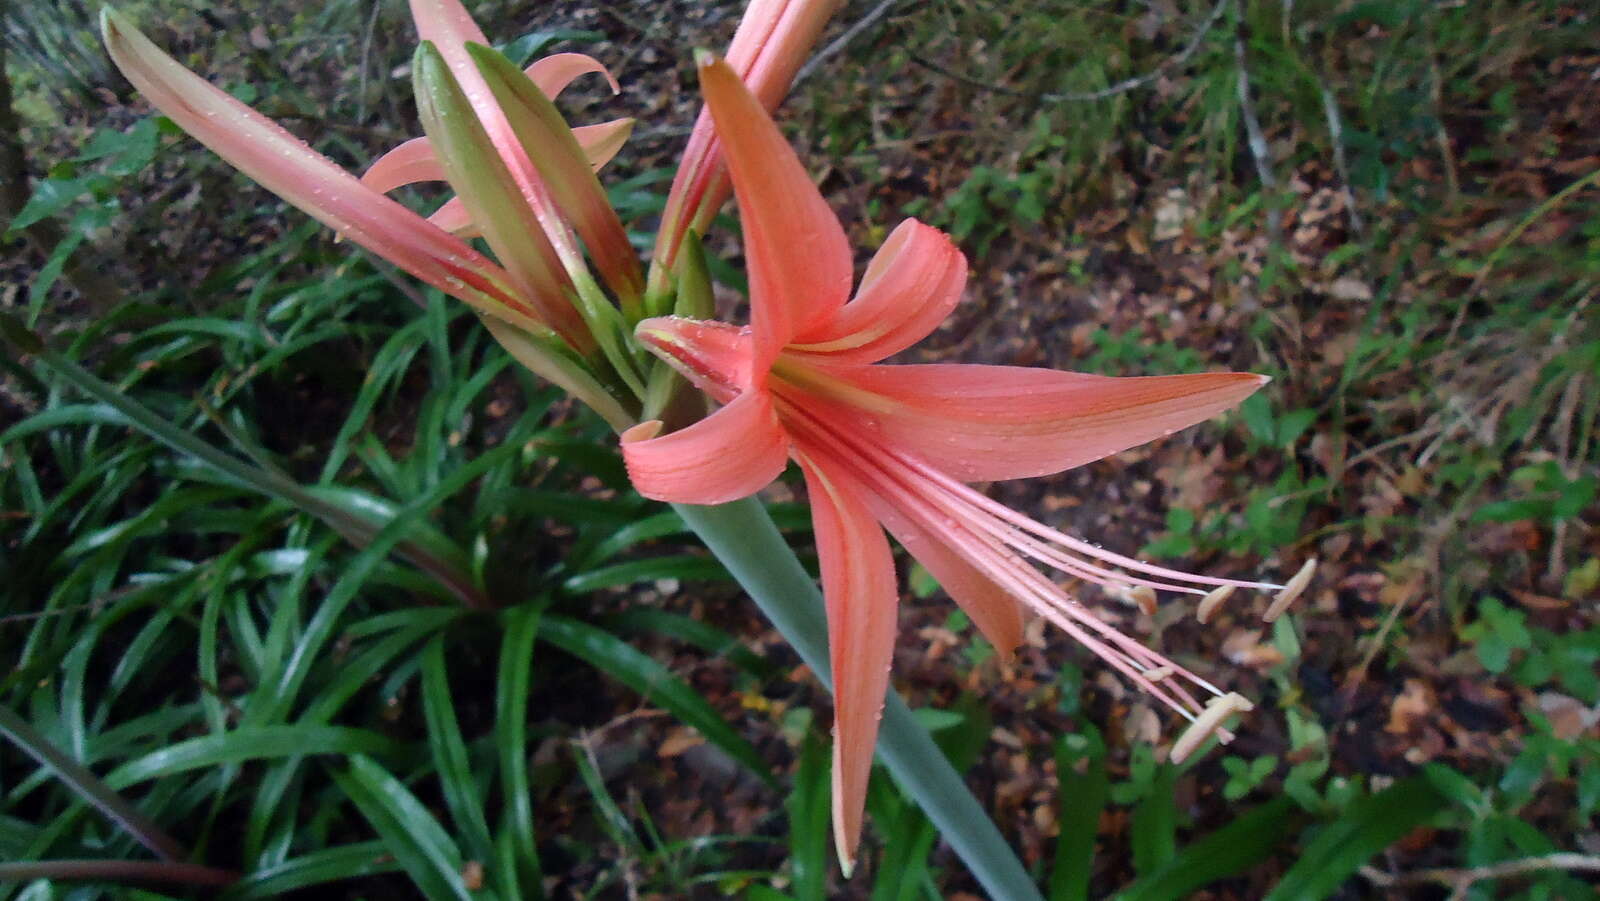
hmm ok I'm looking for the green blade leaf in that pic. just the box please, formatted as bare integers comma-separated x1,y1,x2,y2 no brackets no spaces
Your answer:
329,755,475,901
1130,765,1178,875
105,726,403,789
1115,797,1298,901
786,730,830,901
1051,726,1108,901
0,705,188,862
539,615,775,788
8,316,487,607
420,639,498,885
496,602,545,898
561,555,728,593
226,842,402,899
1263,777,1447,901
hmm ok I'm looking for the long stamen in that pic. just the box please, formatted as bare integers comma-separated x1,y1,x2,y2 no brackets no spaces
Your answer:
888,446,1287,594
1263,558,1317,622
776,397,1224,719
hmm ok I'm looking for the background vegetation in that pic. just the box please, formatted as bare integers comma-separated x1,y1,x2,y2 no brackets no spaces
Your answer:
2,0,1596,897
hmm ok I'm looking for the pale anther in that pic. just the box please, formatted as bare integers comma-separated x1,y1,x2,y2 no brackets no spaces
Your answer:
1263,558,1317,622
1130,585,1158,616
1169,692,1253,764
1195,584,1235,623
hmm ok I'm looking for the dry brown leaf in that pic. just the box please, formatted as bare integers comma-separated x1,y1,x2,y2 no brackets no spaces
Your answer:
659,728,705,758
1387,679,1435,734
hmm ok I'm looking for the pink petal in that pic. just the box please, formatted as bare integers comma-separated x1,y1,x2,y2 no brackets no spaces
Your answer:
526,52,620,98
650,0,837,280
366,121,633,233
621,391,790,504
724,0,841,109
408,0,490,69
469,43,641,305
573,118,632,171
427,196,477,237
409,0,585,276
634,316,757,403
795,452,898,875
698,55,851,368
789,219,967,362
100,9,542,333
414,42,583,342
804,364,1270,482
865,493,1024,660
361,136,447,193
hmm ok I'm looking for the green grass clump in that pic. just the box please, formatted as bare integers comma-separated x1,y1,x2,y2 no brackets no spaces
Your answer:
3,0,1598,897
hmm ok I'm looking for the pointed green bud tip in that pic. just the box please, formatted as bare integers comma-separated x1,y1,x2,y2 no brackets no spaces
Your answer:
414,39,442,71
693,48,715,68
463,40,502,68
412,40,457,116
99,6,120,40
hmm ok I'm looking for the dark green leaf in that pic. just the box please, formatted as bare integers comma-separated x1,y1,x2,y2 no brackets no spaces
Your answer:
9,177,98,231
496,603,545,898
328,755,472,901
1116,798,1298,901
1263,777,1446,901
540,615,774,787
106,726,402,788
226,842,402,899
1051,726,1107,901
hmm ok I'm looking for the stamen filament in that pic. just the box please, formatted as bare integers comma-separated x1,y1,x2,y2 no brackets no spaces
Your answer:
775,396,1235,721
889,446,1287,594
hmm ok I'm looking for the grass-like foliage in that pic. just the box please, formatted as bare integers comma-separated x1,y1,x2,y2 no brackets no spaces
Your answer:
2,0,1597,898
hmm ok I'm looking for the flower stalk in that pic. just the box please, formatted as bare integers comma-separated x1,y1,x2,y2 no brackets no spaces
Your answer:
674,498,1045,898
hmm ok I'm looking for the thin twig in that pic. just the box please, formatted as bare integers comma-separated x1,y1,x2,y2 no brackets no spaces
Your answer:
906,52,1029,96
794,0,901,88
0,706,190,863
356,0,382,123
0,860,237,887
1425,20,1462,212
1041,0,1232,102
1232,6,1281,241
1362,853,1600,901
1547,371,1584,584
903,0,1230,103
1320,85,1364,235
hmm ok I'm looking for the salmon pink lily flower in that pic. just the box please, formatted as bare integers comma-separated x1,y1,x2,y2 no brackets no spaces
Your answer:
365,0,642,310
100,3,641,428
622,53,1307,872
650,0,840,295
